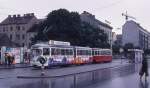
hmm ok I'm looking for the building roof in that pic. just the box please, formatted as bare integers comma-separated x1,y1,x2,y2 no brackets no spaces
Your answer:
127,20,150,34
0,13,36,25
80,11,113,29
96,19,113,29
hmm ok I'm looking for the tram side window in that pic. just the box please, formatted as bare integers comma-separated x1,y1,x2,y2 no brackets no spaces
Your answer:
88,50,91,55
77,50,80,55
51,48,61,55
95,51,98,55
43,48,50,55
61,49,65,55
66,49,73,55
105,51,111,55
69,49,73,55
51,48,55,55
101,51,105,55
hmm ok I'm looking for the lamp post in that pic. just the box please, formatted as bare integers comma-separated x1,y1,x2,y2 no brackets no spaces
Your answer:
120,48,124,64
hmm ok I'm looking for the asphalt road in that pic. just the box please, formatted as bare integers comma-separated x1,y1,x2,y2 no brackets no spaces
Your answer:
0,59,146,88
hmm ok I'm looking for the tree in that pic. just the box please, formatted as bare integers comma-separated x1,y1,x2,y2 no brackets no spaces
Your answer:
123,43,134,56
80,22,109,48
112,45,121,54
31,9,109,48
144,49,150,55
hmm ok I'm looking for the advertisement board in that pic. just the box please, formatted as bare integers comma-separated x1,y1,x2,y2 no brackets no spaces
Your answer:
1,47,24,64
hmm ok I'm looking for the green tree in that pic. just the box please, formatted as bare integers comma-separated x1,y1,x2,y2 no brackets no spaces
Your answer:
123,43,134,56
144,49,150,55
31,9,109,48
112,45,121,54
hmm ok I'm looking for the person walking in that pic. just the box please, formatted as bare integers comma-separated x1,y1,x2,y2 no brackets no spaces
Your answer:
139,55,149,80
4,53,8,65
7,54,12,65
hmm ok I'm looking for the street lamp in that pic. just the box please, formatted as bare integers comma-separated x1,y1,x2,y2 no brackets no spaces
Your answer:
120,48,124,63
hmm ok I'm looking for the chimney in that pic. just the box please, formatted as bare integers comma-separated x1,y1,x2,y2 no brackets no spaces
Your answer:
17,14,20,17
8,15,11,18
31,13,34,16
24,14,26,17
26,14,30,17
13,15,16,18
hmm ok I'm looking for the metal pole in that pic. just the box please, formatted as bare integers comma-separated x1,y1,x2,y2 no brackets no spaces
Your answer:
41,64,45,76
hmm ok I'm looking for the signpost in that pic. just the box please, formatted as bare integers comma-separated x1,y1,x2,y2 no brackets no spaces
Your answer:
38,56,47,76
120,48,124,64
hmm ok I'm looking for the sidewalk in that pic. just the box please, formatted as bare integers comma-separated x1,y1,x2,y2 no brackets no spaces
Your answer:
0,63,31,69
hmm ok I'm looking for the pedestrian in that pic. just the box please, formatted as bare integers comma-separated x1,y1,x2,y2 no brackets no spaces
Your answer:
11,55,15,65
139,55,149,80
4,53,8,65
7,54,12,65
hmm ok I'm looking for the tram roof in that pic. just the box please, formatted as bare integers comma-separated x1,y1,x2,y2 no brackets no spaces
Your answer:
31,44,92,49
31,43,73,48
92,48,111,50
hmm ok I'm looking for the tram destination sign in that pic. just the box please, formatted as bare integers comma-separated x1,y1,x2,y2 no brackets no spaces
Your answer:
49,40,70,46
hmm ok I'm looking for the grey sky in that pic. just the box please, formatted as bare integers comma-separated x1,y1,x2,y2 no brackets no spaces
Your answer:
0,0,149,34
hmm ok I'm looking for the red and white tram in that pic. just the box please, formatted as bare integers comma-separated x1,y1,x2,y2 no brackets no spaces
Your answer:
92,48,112,63
31,43,74,67
30,40,112,67
73,46,92,64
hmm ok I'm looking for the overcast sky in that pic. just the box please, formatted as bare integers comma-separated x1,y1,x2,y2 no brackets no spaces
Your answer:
0,0,149,34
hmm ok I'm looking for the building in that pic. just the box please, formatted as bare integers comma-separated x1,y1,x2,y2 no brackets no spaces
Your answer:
80,11,113,45
0,33,18,47
112,32,117,45
0,13,39,48
115,34,122,46
122,20,150,50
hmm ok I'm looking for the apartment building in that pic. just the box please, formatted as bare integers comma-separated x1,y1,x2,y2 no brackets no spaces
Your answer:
122,20,150,50
0,13,39,48
80,11,113,45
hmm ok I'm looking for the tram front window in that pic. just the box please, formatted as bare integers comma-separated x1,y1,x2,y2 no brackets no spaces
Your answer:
32,49,42,57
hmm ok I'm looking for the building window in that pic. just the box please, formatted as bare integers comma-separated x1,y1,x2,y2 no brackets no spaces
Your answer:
10,26,13,31
22,34,25,40
22,26,25,31
3,27,5,32
10,34,12,40
16,26,20,31
16,34,20,40
22,43,24,47
29,43,31,47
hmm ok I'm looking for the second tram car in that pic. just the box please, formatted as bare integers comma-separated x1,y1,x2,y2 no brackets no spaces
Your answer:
73,46,92,64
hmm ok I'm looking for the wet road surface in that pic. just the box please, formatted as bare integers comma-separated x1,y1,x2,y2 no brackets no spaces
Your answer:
0,59,148,88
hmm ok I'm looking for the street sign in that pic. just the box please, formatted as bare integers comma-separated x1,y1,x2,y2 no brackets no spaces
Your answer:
119,48,124,53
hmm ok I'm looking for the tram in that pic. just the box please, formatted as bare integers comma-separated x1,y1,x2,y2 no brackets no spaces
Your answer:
30,40,112,67
31,43,74,66
92,48,112,63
